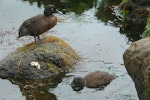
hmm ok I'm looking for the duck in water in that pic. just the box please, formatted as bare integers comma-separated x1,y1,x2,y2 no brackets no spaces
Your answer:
18,5,58,43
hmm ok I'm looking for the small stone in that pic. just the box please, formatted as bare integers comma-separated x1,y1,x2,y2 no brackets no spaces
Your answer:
71,77,86,91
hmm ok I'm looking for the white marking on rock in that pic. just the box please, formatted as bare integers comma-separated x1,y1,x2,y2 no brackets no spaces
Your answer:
31,61,41,69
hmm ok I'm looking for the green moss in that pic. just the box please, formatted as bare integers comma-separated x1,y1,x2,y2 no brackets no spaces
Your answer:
142,16,150,38
144,79,150,99
39,48,47,53
122,0,126,3
46,63,58,72
119,0,131,17
16,42,35,51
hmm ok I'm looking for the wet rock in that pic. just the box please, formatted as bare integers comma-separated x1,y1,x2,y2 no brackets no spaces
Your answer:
123,37,150,100
71,77,85,91
84,71,115,88
71,71,115,91
127,7,149,25
0,36,79,80
119,0,150,25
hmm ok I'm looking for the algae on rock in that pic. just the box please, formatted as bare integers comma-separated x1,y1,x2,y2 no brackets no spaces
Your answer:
0,36,79,80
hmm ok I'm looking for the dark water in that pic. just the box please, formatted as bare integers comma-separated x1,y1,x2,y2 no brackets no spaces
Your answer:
0,0,141,100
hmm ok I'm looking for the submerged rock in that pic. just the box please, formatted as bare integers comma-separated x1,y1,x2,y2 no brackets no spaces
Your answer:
123,37,150,100
71,71,115,91
0,36,79,79
84,71,115,88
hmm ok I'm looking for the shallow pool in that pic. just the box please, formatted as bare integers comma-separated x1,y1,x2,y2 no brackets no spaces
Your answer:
0,0,139,100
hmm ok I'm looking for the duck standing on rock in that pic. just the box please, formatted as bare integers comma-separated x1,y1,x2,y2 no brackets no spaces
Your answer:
18,5,58,43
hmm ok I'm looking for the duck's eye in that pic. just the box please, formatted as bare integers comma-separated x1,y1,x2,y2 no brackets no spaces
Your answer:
51,7,54,11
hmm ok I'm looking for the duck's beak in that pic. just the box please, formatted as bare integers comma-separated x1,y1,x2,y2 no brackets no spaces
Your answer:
56,9,63,15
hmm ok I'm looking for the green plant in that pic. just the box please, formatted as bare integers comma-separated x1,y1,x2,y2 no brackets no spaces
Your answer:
142,17,150,38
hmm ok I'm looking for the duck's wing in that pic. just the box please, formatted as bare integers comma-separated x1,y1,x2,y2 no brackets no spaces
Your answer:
19,14,44,35
22,14,44,28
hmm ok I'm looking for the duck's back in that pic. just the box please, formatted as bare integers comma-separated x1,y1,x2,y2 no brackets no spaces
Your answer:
19,14,57,36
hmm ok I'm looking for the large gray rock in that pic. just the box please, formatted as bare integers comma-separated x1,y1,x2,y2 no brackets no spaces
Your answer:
0,36,79,80
123,37,150,100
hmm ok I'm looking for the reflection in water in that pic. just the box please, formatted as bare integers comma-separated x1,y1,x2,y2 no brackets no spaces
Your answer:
0,0,142,99
95,0,143,42
24,90,57,100
8,74,65,100
22,0,98,14
22,0,144,41
96,0,122,26
120,22,144,41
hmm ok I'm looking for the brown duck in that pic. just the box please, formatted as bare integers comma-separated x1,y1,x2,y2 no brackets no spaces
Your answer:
18,5,58,43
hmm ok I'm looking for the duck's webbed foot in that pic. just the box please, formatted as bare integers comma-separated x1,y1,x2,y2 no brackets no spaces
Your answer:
34,36,42,44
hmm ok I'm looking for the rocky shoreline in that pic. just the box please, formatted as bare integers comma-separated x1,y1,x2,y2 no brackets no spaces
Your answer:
120,0,150,100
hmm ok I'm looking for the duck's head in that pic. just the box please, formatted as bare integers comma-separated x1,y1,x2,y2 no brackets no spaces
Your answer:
44,5,57,17
17,26,30,39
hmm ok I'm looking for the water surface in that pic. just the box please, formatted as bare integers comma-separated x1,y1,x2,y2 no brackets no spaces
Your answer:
0,0,139,100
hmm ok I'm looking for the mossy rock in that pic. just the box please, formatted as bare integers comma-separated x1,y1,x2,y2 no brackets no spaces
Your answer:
123,37,150,100
0,36,79,79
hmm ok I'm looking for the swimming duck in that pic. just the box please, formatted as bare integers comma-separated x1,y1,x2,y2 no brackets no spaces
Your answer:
18,5,58,43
